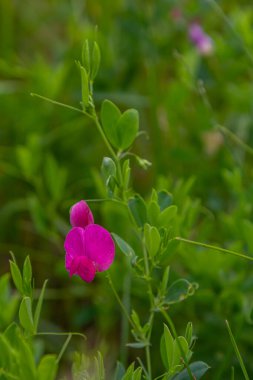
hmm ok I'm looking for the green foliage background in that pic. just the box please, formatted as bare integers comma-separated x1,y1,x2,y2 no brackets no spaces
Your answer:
1,0,253,378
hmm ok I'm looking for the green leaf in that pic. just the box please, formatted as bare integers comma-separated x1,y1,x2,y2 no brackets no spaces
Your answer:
82,39,90,74
172,336,189,368
133,367,142,380
101,157,116,182
22,256,32,297
158,205,177,227
160,324,174,371
122,159,131,190
19,297,34,334
126,342,149,348
37,355,58,380
18,334,36,380
0,334,12,368
90,41,101,80
185,322,193,346
128,195,147,228
164,279,199,305
158,190,173,211
116,109,139,150
161,266,170,295
80,65,89,108
10,260,23,294
34,279,48,332
131,310,142,332
71,352,88,380
170,361,210,380
225,320,250,380
113,361,125,380
101,99,121,148
112,233,136,260
122,363,135,380
147,201,160,226
144,223,161,258
95,352,105,380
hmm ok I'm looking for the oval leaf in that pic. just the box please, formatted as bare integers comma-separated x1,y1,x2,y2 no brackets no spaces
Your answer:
170,361,210,380
37,354,58,380
128,196,147,228
19,296,34,334
116,109,139,150
101,100,121,148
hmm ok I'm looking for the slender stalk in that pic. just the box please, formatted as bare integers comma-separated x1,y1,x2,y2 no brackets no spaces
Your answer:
175,237,253,262
160,309,195,380
142,239,154,380
92,112,118,162
30,93,85,114
217,125,253,157
90,109,125,199
225,320,250,380
85,198,127,206
120,273,131,366
57,333,72,364
107,274,134,329
36,331,86,340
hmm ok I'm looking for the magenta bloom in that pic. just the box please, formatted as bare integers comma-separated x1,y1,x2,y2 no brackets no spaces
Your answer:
64,200,115,282
70,200,94,228
189,23,214,56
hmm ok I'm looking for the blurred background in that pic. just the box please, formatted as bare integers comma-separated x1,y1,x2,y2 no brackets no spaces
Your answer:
1,0,253,378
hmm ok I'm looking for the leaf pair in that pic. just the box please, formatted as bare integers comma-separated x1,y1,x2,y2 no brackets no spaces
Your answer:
101,100,139,151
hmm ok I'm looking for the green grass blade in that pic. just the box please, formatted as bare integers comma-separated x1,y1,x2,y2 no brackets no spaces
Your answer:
225,320,250,380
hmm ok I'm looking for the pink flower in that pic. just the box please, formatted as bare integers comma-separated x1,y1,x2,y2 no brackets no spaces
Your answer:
189,23,214,56
70,200,94,228
64,200,115,282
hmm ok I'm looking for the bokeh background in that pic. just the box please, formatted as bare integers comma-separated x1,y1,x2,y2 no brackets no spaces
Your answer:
1,0,253,378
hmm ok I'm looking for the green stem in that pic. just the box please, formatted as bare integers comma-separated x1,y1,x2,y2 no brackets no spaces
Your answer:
120,273,131,366
175,237,253,262
57,333,72,364
225,320,250,380
36,331,86,340
142,238,154,380
160,309,195,380
217,124,253,157
91,111,125,196
107,274,134,329
30,93,85,114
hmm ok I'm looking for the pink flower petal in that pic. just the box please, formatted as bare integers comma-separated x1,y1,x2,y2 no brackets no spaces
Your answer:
64,227,86,270
66,255,96,282
70,200,94,228
85,224,115,272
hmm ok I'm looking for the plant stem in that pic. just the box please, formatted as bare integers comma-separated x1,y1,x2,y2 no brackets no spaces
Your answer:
36,331,86,340
30,93,84,114
175,237,253,262
225,320,250,380
120,273,131,366
142,238,154,380
217,124,253,157
91,110,125,197
160,309,195,380
57,333,72,364
107,274,134,329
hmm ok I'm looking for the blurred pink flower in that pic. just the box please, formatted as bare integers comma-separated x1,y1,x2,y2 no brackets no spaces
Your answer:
189,22,214,56
64,200,115,282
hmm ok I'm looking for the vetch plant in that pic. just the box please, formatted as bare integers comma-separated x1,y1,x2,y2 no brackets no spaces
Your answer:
30,37,253,379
